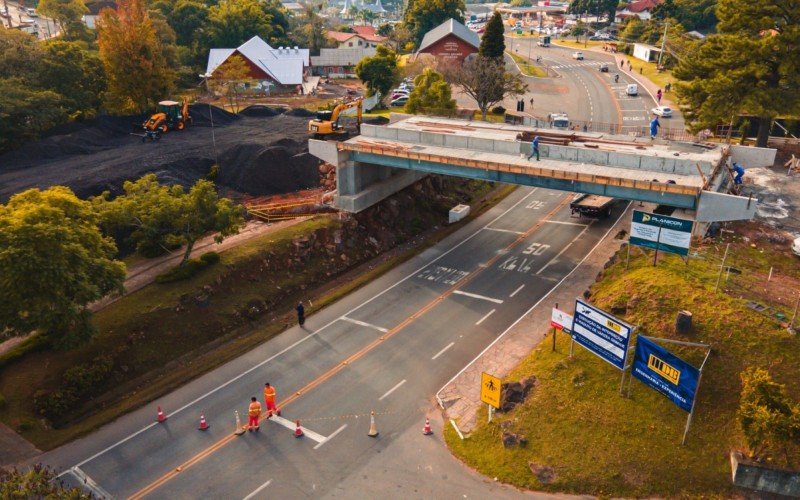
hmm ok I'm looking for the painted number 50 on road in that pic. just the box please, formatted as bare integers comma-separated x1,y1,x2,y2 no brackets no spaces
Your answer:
522,242,550,255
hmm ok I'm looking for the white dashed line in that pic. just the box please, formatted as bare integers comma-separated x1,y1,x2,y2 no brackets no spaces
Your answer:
432,342,455,360
378,379,406,401
476,309,496,325
509,284,525,297
242,479,273,500
314,424,347,450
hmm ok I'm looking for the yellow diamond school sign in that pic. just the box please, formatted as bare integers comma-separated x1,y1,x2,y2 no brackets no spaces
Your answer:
480,372,502,409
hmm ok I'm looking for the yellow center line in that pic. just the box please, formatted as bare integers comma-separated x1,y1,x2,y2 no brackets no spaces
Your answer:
129,194,571,499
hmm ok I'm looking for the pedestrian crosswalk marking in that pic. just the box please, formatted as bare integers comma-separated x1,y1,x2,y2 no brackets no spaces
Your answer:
269,415,326,443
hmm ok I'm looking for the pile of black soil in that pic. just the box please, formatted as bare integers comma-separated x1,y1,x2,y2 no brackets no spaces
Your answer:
284,108,316,117
239,105,285,118
364,116,390,125
216,144,319,195
188,104,239,126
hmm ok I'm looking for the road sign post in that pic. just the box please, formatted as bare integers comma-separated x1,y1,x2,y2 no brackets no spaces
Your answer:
480,372,502,423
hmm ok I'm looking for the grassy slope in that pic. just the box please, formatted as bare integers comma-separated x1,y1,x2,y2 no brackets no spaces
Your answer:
446,228,800,496
507,52,547,78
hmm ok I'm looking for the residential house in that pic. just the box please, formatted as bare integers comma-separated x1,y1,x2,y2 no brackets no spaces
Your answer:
310,47,376,78
615,0,662,22
327,27,386,49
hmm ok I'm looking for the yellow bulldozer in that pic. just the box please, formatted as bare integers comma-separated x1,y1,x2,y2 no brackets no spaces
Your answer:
142,98,192,140
308,98,363,139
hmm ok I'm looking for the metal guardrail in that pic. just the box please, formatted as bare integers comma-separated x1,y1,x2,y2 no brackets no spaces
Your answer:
245,196,333,223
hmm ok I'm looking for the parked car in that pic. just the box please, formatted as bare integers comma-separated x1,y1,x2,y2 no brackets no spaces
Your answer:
390,96,408,106
626,83,638,96
572,51,584,60
651,106,673,117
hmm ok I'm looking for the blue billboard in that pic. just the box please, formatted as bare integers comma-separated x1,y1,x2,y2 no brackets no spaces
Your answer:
632,336,699,412
572,299,633,370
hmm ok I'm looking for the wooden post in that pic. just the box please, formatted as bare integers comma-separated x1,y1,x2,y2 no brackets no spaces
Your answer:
714,243,730,293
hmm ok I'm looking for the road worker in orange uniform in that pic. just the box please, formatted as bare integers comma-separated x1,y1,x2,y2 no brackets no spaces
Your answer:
248,396,262,431
264,383,279,417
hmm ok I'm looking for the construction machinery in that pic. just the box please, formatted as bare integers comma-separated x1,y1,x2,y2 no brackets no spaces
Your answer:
142,97,192,137
308,98,363,139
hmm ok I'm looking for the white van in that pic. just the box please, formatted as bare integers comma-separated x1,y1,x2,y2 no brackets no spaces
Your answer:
26,8,37,17
626,84,638,96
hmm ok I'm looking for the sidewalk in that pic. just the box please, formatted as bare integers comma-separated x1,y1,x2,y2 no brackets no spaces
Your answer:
438,203,636,433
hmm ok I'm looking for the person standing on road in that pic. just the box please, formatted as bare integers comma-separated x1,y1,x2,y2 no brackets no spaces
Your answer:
296,302,305,326
620,59,624,69
248,397,262,431
650,115,661,140
264,383,279,418
527,135,540,161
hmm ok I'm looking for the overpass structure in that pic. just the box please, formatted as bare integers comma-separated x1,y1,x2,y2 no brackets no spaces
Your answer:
310,115,764,224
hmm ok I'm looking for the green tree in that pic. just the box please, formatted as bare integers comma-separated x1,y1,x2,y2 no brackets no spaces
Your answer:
738,367,800,463
210,54,254,113
168,0,209,46
0,187,126,348
95,174,245,265
404,68,456,116
0,29,42,82
674,0,800,147
293,5,330,56
568,0,618,21
37,0,89,38
0,465,91,499
207,0,289,47
445,55,527,120
673,0,716,31
479,12,505,59
39,41,107,115
355,45,399,99
404,0,464,48
98,0,174,113
0,78,68,151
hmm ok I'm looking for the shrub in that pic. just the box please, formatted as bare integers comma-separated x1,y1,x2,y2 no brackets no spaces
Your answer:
200,251,220,265
33,355,114,421
156,252,220,284
206,164,219,181
17,419,35,432
34,390,78,420
491,105,505,115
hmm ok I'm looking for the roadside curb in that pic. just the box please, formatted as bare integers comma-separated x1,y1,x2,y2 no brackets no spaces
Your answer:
436,202,636,434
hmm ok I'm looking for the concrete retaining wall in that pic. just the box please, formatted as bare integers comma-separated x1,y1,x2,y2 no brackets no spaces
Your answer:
731,145,777,168
731,451,800,496
697,191,757,222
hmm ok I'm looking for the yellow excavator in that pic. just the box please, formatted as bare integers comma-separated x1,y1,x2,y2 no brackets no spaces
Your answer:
142,97,192,141
308,98,362,139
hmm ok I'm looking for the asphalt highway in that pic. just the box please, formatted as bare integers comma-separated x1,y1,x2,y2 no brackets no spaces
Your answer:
41,186,625,498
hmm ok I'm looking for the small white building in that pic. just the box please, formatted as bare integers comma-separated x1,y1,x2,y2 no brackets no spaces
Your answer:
632,43,661,63
310,47,376,78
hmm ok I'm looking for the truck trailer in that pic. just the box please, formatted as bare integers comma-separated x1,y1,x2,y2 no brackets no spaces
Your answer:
569,193,615,218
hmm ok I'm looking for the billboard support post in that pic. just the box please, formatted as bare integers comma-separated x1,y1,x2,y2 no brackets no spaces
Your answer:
552,302,558,352
714,243,730,293
682,348,712,445
653,222,662,266
626,242,631,270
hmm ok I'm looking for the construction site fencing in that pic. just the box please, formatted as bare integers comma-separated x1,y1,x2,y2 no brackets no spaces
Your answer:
245,195,335,223
523,118,697,142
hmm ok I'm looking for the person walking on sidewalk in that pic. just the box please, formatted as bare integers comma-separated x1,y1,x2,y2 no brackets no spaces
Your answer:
264,382,279,417
527,135,540,161
296,302,305,326
656,89,662,103
248,397,262,431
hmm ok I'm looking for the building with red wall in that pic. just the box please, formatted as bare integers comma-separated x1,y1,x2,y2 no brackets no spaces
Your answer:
415,19,481,64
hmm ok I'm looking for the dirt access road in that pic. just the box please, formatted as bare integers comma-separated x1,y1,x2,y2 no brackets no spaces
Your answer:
0,106,320,202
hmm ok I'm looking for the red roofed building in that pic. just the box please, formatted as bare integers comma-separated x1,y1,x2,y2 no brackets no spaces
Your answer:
616,0,662,21
327,29,386,49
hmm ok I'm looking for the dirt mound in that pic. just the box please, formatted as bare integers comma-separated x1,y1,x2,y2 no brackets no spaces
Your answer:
216,144,320,195
364,116,390,125
239,105,285,118
188,104,238,126
284,108,316,118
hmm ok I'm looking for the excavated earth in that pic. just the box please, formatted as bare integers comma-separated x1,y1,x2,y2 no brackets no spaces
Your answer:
0,105,340,202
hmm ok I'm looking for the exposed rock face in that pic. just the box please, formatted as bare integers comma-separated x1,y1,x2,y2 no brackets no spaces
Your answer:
498,375,537,412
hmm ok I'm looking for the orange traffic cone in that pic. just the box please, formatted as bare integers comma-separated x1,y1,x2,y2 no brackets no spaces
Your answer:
294,420,304,438
198,413,209,431
367,410,379,437
157,406,167,423
422,418,433,436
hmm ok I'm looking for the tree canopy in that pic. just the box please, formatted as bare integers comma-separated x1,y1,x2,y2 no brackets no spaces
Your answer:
0,465,91,499
94,174,245,265
738,367,800,462
355,45,399,99
404,0,465,48
445,55,527,120
0,187,126,348
207,0,289,48
479,12,505,59
98,0,174,113
404,68,456,116
568,0,617,22
674,0,800,146
37,0,89,38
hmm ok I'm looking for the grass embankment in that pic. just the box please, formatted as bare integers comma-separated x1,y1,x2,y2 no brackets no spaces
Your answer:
446,223,800,496
507,52,547,78
0,182,516,450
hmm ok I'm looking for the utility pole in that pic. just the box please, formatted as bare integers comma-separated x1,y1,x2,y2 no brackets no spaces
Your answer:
657,22,668,67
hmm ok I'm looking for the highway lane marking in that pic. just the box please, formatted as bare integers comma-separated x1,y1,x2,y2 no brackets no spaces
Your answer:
341,316,389,333
378,379,407,400
483,227,525,235
509,284,525,297
476,309,496,326
269,415,326,443
69,466,112,499
545,220,588,227
66,188,541,482
452,290,504,304
436,202,633,409
432,342,455,360
242,479,272,500
313,424,348,450
131,191,573,499
536,221,592,275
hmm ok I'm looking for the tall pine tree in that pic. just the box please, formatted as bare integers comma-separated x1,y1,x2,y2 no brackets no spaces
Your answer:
479,12,505,59
97,0,174,113
674,0,800,146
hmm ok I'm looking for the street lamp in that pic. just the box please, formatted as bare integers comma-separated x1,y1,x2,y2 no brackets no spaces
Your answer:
199,73,220,167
